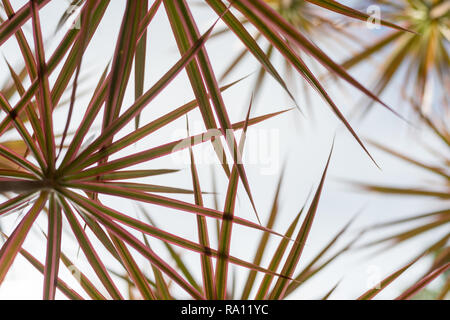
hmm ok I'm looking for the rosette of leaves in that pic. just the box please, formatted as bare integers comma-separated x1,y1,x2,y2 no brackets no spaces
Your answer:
342,0,449,117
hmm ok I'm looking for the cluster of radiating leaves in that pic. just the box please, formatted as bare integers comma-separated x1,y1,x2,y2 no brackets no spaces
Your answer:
353,105,449,299
343,0,449,118
0,0,445,301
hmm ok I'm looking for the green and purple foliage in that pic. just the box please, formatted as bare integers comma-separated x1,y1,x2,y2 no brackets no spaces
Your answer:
0,0,447,300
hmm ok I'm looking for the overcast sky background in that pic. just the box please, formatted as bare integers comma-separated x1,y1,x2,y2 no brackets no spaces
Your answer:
0,0,448,299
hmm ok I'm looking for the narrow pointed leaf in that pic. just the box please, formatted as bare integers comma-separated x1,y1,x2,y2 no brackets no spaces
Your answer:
0,0,50,45
255,210,302,300
304,0,412,32
0,192,47,284
215,96,253,299
43,194,62,300
11,243,83,300
358,256,421,300
110,235,156,300
187,124,215,299
59,251,107,300
134,0,148,129
58,196,124,300
241,170,284,299
396,263,450,300
30,0,56,171
269,143,333,299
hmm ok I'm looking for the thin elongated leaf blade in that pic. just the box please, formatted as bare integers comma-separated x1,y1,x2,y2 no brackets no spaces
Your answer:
269,143,333,299
304,0,412,32
241,170,285,299
358,256,422,300
0,192,47,284
396,263,450,300
43,194,62,300
58,196,124,300
255,210,302,300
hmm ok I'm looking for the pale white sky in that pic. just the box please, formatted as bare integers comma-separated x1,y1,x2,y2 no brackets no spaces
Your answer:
0,0,448,300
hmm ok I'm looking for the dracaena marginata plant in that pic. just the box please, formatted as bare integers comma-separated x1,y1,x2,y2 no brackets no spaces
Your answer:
0,0,444,300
